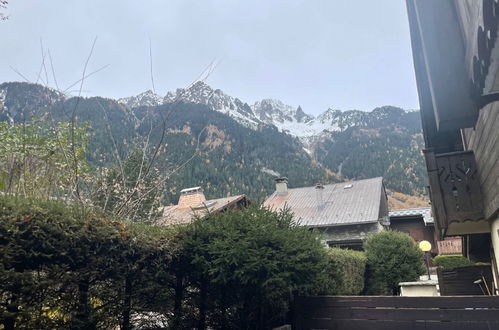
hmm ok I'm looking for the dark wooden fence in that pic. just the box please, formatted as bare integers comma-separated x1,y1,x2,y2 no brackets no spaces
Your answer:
293,296,499,330
438,265,494,295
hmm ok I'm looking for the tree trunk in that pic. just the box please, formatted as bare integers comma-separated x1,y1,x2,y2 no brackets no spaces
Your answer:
74,278,95,330
3,299,18,330
239,294,250,330
172,273,184,329
198,279,208,330
121,276,132,330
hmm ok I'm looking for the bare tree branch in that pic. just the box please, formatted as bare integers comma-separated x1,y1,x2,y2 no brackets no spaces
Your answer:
149,39,156,94
95,98,127,188
48,49,60,91
9,66,31,82
114,59,221,219
40,38,50,86
62,64,110,94
35,45,48,85
70,36,98,202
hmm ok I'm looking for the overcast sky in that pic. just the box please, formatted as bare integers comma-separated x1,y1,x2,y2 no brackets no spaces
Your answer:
1,1,419,115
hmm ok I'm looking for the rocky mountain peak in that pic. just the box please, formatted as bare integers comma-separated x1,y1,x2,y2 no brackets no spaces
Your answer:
118,89,163,109
295,106,312,123
163,81,260,129
371,105,405,118
252,99,314,125
115,82,419,142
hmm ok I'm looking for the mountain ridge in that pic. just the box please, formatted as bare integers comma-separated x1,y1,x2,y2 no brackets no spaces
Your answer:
0,81,427,198
119,81,419,142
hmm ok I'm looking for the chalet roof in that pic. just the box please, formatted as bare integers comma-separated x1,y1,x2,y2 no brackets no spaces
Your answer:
263,177,385,227
389,207,434,226
156,194,248,226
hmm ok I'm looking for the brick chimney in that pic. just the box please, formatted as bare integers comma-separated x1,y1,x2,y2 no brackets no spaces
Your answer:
275,177,288,195
178,186,206,209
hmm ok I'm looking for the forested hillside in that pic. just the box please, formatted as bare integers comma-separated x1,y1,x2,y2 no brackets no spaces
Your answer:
0,81,427,208
0,82,332,206
314,107,426,194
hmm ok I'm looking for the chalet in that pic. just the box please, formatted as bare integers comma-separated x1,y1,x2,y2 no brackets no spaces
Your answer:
407,0,499,293
389,207,438,254
263,177,389,250
156,186,250,226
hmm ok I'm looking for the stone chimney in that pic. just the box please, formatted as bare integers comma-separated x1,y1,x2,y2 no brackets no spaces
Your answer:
275,177,288,195
178,186,206,209
315,183,324,209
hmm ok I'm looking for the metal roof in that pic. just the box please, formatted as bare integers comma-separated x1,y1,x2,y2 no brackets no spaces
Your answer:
263,177,384,227
156,194,248,226
389,207,434,225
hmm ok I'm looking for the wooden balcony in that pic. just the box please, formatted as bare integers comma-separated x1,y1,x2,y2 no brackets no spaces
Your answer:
424,150,485,237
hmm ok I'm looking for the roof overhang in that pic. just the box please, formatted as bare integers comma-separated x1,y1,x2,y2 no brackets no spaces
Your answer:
305,220,379,229
406,0,499,150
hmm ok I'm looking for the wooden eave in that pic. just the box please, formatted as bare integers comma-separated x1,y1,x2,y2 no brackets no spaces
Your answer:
406,0,479,145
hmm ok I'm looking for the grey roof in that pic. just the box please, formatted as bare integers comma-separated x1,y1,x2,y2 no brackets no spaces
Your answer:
263,177,385,227
389,207,434,225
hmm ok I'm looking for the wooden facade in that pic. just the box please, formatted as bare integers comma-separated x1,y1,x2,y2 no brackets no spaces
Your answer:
462,103,499,221
407,0,499,293
389,216,437,254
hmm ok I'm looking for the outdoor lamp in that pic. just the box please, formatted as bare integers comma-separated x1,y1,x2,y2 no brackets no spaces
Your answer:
419,240,431,252
419,240,432,280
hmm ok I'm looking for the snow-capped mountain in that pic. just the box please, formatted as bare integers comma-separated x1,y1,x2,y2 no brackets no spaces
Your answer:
117,82,414,142
0,81,426,196
118,90,163,109
252,99,312,124
163,81,261,129
252,99,319,136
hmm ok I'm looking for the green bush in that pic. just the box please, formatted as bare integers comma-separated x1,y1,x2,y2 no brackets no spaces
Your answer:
0,196,173,330
172,206,329,329
364,230,425,295
0,196,332,329
325,248,367,295
433,255,474,269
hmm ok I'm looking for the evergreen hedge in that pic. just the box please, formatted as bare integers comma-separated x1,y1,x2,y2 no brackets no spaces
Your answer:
364,230,425,295
0,196,173,330
433,255,474,269
0,197,338,329
172,206,329,329
325,248,366,295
